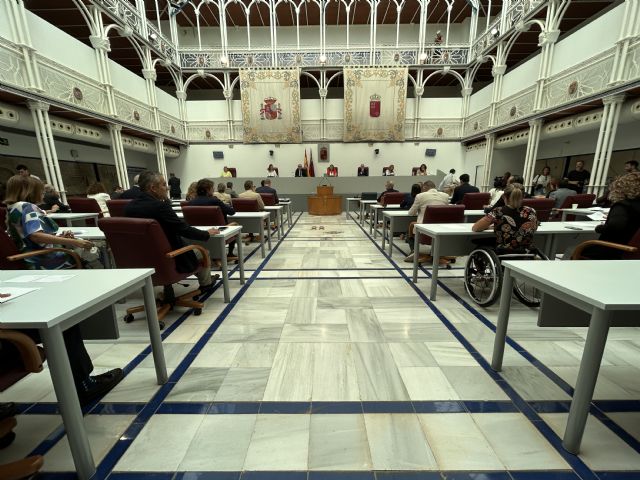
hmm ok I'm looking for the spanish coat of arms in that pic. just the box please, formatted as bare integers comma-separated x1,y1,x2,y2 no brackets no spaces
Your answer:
260,97,282,120
369,93,381,118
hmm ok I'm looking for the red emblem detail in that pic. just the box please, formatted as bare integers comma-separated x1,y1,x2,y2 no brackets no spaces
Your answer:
369,94,381,118
260,97,282,120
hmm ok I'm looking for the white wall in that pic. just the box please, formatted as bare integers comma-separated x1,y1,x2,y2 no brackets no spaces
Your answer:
501,55,540,98
549,4,624,76
0,1,15,42
468,82,492,114
463,146,487,186
171,141,464,182
420,97,462,118
110,62,150,102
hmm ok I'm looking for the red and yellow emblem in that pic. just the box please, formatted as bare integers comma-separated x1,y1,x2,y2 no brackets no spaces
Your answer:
260,97,282,120
369,93,381,118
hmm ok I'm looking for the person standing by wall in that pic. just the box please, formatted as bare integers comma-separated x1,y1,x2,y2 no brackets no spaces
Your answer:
168,173,181,199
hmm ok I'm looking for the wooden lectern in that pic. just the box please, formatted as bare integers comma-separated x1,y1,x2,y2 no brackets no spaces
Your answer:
308,185,342,215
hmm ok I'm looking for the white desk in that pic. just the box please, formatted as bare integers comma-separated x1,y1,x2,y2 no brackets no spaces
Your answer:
491,260,640,454
346,197,360,220
0,269,166,480
278,201,293,227
559,207,608,222
71,226,245,303
265,205,285,238
49,212,99,227
228,211,272,257
370,204,401,238
381,211,417,255
464,210,486,222
412,222,599,300
359,200,377,226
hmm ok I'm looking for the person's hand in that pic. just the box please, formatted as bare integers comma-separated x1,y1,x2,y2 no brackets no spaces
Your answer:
0,293,10,299
75,238,94,250
59,230,75,238
208,228,221,236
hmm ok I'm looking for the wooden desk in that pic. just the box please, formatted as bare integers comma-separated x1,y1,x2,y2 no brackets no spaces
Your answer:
308,185,342,215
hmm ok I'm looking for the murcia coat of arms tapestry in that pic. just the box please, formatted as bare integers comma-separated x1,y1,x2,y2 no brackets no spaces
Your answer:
343,68,407,142
240,69,302,143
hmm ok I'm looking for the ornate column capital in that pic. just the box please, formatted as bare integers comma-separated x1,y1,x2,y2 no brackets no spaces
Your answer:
27,100,49,112
491,64,507,77
318,88,328,98
223,89,233,100
528,118,543,128
108,124,122,133
538,29,560,47
415,86,424,97
89,35,111,52
484,133,495,141
142,69,157,81
461,86,473,97
154,137,164,146
602,93,626,106
176,90,187,101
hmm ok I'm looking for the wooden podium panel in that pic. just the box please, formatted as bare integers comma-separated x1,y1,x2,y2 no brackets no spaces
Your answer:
308,185,342,215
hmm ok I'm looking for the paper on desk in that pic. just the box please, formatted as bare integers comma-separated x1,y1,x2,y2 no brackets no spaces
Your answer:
72,230,88,236
587,212,606,221
0,287,39,303
4,274,77,283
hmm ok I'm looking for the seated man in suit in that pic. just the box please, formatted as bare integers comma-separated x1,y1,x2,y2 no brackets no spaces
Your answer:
188,179,235,223
377,181,398,203
226,182,238,198
119,174,143,199
357,164,369,176
451,173,480,204
294,164,308,177
383,165,396,176
125,171,220,291
406,180,450,263
238,180,265,210
256,179,279,204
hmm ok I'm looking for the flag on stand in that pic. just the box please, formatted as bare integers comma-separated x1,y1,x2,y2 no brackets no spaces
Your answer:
303,150,309,172
309,149,315,177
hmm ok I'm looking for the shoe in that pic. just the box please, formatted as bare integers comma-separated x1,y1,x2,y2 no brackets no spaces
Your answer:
404,254,415,263
0,402,17,421
77,368,124,406
417,254,432,264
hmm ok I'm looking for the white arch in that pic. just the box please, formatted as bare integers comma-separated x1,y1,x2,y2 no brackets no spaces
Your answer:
183,71,226,92
421,69,465,89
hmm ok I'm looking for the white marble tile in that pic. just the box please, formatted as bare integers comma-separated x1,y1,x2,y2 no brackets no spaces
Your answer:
209,325,283,343
138,343,193,368
388,343,438,367
441,366,509,401
352,343,409,401
472,412,568,470
381,323,456,343
340,279,369,297
364,413,437,470
224,308,288,325
309,414,372,470
312,343,360,401
231,343,279,367
552,366,633,400
418,413,505,470
346,309,385,342
499,366,571,401
44,415,134,471
0,370,56,403
426,342,477,366
606,412,640,441
164,324,210,344
179,414,257,471
398,367,460,401
285,297,318,324
314,308,348,324
263,343,314,401
0,415,61,465
280,324,350,342
91,343,147,368
243,414,310,470
165,367,228,401
102,367,175,403
115,415,205,471
214,368,270,401
541,413,640,470
293,279,319,297
191,343,242,368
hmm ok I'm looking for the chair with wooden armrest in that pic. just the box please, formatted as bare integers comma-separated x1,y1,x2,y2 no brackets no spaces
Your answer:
106,199,132,217
0,229,82,270
98,218,212,329
0,330,45,480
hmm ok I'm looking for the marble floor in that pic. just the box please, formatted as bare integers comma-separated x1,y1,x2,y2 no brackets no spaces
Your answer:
1,212,640,479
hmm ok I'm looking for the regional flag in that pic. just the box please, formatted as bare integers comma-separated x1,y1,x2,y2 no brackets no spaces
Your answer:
303,149,309,171
309,149,315,177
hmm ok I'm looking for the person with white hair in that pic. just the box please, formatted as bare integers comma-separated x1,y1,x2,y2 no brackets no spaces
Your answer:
119,174,143,199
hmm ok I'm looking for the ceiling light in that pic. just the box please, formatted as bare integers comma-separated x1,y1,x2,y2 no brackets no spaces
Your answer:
419,52,428,63
220,55,228,65
319,54,327,64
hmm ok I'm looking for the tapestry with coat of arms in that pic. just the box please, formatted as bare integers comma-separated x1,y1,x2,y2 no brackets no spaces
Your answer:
343,67,407,142
239,69,302,143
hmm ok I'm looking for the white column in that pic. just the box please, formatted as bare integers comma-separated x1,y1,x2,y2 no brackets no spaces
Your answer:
176,89,188,139
488,64,506,126
223,88,234,141
522,119,543,189
413,86,424,139
89,35,117,115
590,94,626,195
319,87,328,140
8,0,41,90
482,134,496,191
142,67,161,131
108,125,130,189
154,138,168,179
460,86,473,134
533,29,560,111
609,0,640,84
27,101,67,202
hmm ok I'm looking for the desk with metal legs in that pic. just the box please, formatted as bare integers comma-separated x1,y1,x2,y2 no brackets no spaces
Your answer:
381,210,417,255
411,222,598,300
265,205,285,238
491,260,640,454
0,269,166,480
49,212,100,227
359,200,376,226
228,212,272,258
279,201,293,227
346,197,360,220
370,204,401,238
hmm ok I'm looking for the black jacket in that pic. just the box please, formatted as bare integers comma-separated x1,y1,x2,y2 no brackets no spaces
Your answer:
358,167,369,177
294,168,308,177
168,176,181,197
125,192,210,273
256,185,279,204
451,183,480,205
377,188,398,203
586,198,640,259
120,185,143,200
39,193,70,213
188,195,235,223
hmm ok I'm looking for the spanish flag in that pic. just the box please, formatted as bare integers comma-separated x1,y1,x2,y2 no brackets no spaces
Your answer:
303,149,309,171
309,148,315,177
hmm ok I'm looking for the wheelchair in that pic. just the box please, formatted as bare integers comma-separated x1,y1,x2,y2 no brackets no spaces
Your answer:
463,245,549,307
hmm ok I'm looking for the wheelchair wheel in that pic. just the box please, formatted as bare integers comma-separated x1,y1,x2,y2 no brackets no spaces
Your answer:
512,250,549,307
464,248,502,307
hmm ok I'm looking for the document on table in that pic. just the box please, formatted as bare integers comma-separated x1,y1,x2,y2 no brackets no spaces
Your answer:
4,274,77,283
587,212,606,221
0,287,39,303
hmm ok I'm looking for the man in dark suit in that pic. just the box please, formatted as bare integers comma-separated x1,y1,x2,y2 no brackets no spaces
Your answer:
119,174,143,199
256,179,279,204
357,164,369,176
188,178,235,223
168,173,181,199
377,180,399,203
294,164,307,177
125,171,219,290
451,173,480,204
